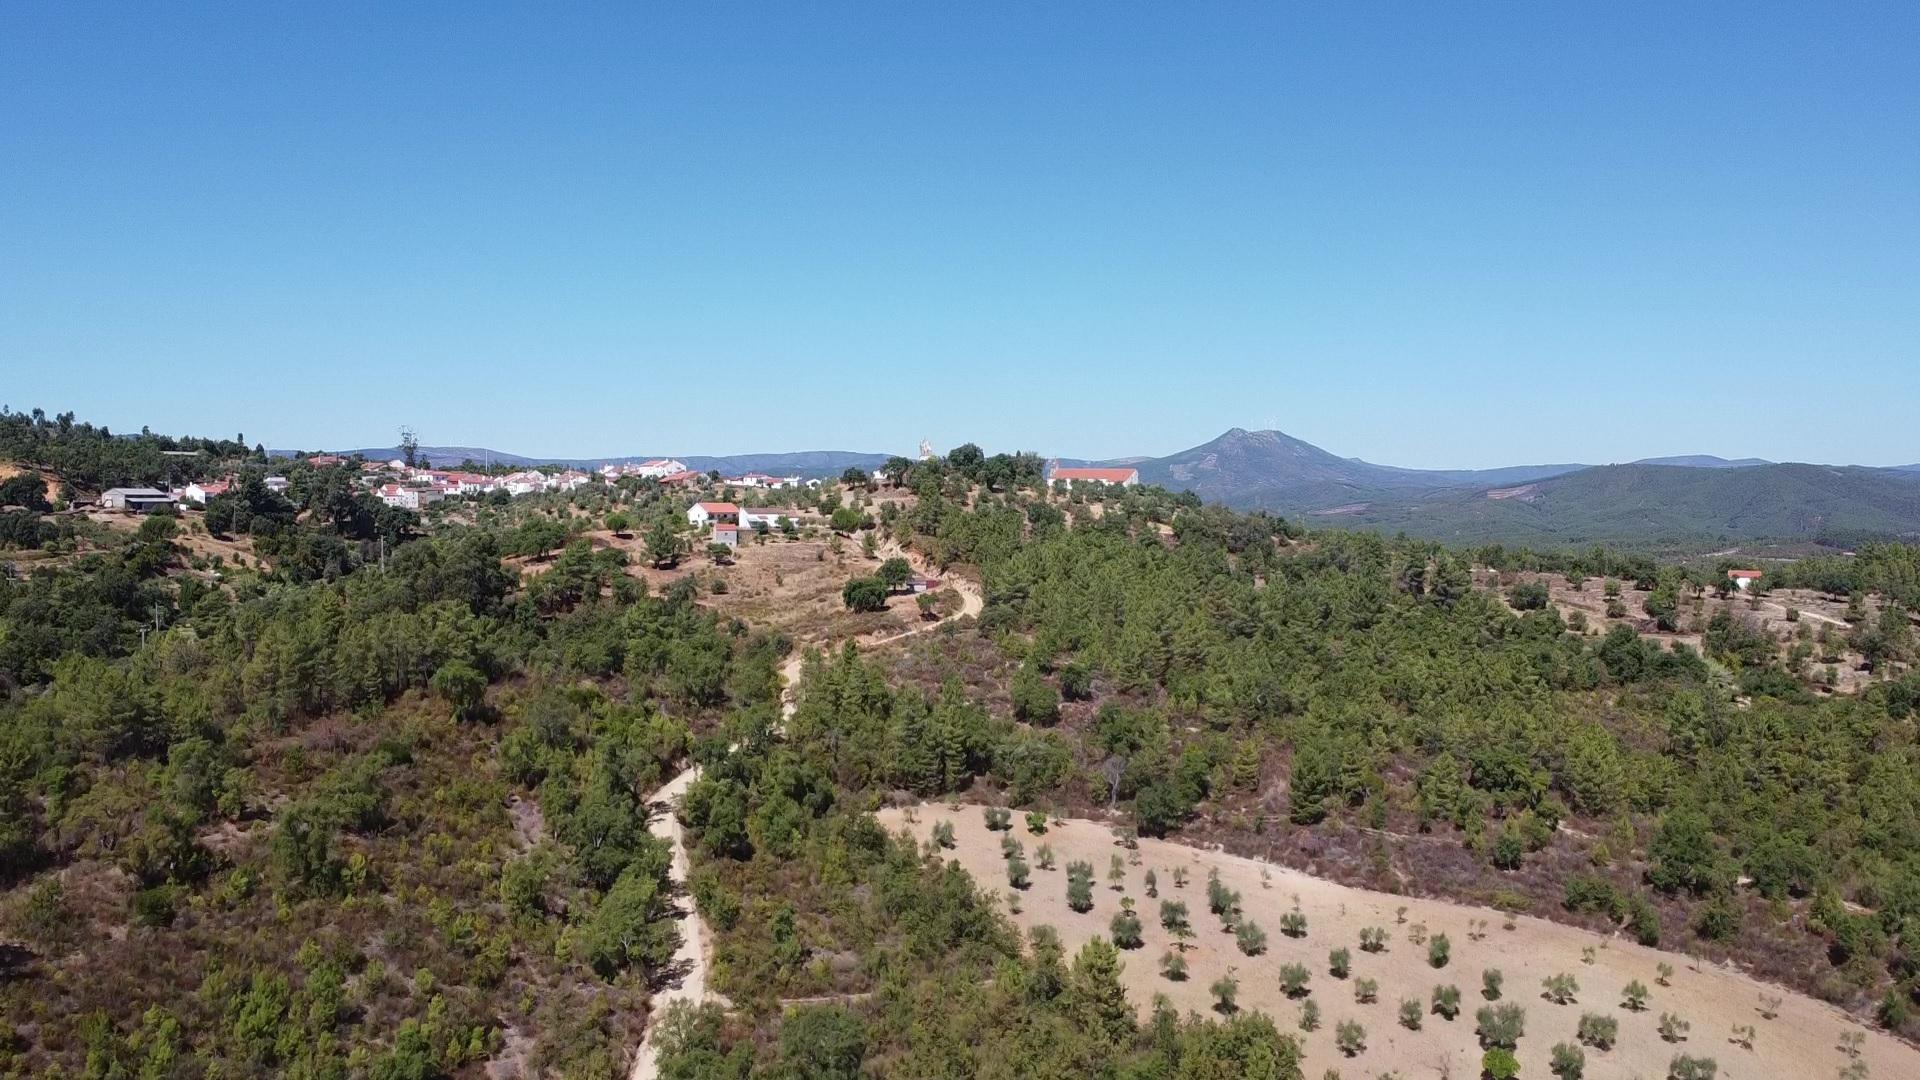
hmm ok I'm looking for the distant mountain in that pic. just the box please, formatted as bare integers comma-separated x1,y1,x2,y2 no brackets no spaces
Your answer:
1088,428,1920,547
1313,463,1920,546
1113,428,1585,509
1630,454,1771,468
274,445,891,477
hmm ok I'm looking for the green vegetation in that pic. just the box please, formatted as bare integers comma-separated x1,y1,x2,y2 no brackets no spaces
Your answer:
0,418,778,1075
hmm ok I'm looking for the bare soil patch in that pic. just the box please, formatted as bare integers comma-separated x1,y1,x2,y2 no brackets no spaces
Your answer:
880,805,1917,1080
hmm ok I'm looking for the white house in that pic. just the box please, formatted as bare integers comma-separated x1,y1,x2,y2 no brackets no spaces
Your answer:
263,476,290,494
710,522,740,549
687,501,738,527
739,507,795,531
1049,465,1140,489
180,480,232,505
605,458,689,480
376,484,444,511
501,470,550,496
553,469,593,491
1727,569,1764,592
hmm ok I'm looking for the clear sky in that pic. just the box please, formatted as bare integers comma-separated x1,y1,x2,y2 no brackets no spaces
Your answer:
3,3,1915,467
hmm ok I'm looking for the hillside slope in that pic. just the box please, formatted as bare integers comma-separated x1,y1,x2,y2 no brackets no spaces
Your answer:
1320,462,1920,545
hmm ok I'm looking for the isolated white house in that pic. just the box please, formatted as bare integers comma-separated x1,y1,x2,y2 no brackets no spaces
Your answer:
739,507,793,531
1727,569,1764,592
180,480,232,505
687,501,738,527
1049,465,1140,489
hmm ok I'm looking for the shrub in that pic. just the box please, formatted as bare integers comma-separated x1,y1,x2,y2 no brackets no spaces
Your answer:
1234,919,1267,956
1481,1047,1520,1080
1006,856,1030,890
1475,1003,1526,1050
984,807,1012,831
1036,843,1055,870
1658,1011,1690,1042
1623,980,1650,1011
1550,1041,1586,1079
1160,899,1189,932
1210,971,1239,1014
1279,963,1312,998
1298,998,1321,1031
1279,909,1308,937
1010,666,1060,725
1482,968,1504,1000
1067,875,1094,913
1360,926,1389,952
1399,999,1422,1030
1576,1012,1617,1050
1329,947,1351,979
1160,950,1187,980
1432,984,1462,1020
1428,932,1451,968
1334,1020,1366,1056
1025,811,1047,834
1110,909,1143,949
1354,977,1378,1004
1542,972,1579,1005
1667,1055,1717,1080
932,821,955,848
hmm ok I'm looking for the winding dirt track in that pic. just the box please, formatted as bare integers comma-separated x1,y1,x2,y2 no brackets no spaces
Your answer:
627,549,980,1080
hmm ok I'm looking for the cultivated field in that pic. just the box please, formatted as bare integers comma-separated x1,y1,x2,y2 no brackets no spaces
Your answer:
880,806,1918,1080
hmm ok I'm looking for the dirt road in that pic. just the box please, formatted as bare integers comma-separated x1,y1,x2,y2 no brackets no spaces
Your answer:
627,546,979,1080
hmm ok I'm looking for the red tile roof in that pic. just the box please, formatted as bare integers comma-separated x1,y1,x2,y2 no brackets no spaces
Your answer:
695,502,738,513
1052,466,1139,484
1727,569,1764,579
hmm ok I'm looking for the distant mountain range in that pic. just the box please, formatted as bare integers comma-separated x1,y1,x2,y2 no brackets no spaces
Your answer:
273,445,891,477
1086,428,1920,547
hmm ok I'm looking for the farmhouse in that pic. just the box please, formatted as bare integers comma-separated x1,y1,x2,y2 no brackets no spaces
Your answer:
658,470,702,486
376,484,444,511
180,480,232,505
100,488,179,512
711,522,740,548
1727,568,1765,591
687,501,738,527
739,507,794,531
1049,465,1140,489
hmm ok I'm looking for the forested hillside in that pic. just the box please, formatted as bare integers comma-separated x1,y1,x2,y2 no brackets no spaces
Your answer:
6,416,1920,1077
0,419,784,1077
838,482,1920,1028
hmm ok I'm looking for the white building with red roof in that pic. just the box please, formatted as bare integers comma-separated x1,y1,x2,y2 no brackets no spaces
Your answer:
687,501,738,527
1727,569,1765,591
180,479,233,505
1049,464,1140,489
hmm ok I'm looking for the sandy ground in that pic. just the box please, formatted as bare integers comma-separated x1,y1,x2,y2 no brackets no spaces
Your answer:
879,807,1918,1080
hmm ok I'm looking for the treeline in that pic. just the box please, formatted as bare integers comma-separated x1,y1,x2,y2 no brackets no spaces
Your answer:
0,407,257,491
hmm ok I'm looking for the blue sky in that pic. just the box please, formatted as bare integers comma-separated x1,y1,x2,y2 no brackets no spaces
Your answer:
3,3,1915,466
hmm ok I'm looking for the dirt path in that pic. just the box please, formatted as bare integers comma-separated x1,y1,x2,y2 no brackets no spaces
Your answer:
879,806,1918,1080
627,545,978,1080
